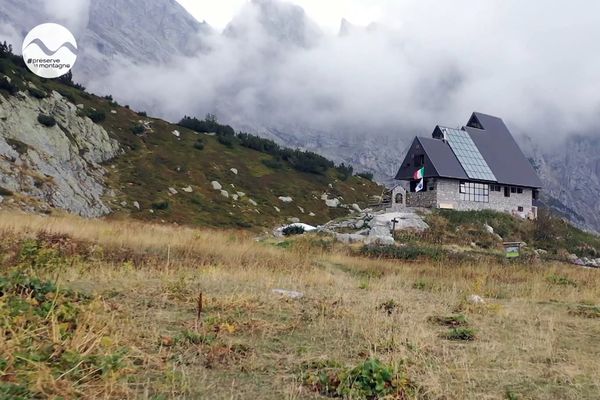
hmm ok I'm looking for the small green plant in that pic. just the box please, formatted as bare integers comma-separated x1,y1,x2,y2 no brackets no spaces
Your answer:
356,172,374,181
193,139,205,150
547,274,578,287
86,109,106,123
303,358,415,399
37,114,56,127
151,200,170,210
131,124,145,135
179,330,216,345
569,304,600,319
378,299,399,315
282,225,305,236
428,314,468,327
443,327,476,341
0,76,17,95
262,158,284,170
28,87,47,99
412,279,431,291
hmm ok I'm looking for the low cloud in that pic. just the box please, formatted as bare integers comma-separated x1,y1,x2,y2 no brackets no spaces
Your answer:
37,0,600,144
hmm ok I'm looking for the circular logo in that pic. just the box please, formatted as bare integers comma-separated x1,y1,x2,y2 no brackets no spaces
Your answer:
22,23,78,79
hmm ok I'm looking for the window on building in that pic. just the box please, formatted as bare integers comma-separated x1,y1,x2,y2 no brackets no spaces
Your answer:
459,181,489,203
427,179,435,191
504,186,510,197
517,188,523,194
414,154,425,167
533,190,539,200
492,185,501,192
511,187,517,194
518,206,524,212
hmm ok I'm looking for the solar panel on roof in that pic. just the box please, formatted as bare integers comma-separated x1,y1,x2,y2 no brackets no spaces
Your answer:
440,127,497,182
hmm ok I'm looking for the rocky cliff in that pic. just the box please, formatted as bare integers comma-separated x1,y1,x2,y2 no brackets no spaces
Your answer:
0,77,120,217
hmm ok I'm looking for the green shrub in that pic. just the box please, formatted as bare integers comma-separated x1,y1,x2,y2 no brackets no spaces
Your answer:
131,124,145,135
569,304,600,319
217,134,235,147
303,358,415,399
283,225,305,236
37,114,56,127
193,139,205,150
0,76,17,95
443,327,476,341
152,200,170,210
428,314,468,327
547,274,577,287
28,87,47,99
336,163,353,181
262,158,284,170
137,111,147,117
356,172,374,181
6,138,29,155
86,110,106,123
360,244,445,261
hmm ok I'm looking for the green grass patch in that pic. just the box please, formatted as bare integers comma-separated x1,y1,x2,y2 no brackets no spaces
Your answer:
443,327,477,341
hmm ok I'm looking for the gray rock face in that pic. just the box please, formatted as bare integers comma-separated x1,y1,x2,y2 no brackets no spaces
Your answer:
0,89,120,217
0,0,212,83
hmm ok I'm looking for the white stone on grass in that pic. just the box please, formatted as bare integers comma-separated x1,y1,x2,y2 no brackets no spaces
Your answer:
278,196,293,203
272,289,304,299
230,168,238,175
211,181,222,190
220,190,229,198
182,186,193,193
168,187,178,195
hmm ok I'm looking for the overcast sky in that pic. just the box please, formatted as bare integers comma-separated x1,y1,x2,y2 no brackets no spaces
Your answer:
176,0,386,31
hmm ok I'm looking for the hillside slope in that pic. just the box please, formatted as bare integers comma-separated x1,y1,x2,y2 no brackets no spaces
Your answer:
0,50,382,228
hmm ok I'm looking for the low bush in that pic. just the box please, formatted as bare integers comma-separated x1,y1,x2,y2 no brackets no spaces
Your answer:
360,244,445,261
569,304,600,319
283,225,305,236
443,327,476,341
131,124,145,135
0,76,18,95
152,200,170,210
303,358,416,399
262,158,284,170
137,111,147,117
217,134,235,147
547,274,578,287
37,114,56,127
356,172,374,181
28,87,47,99
86,109,106,123
428,314,468,327
193,139,205,150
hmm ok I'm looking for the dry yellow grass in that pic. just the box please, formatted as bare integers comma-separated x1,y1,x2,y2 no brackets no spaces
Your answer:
1,211,600,399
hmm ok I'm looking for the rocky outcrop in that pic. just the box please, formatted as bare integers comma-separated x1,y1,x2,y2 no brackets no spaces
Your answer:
0,88,120,217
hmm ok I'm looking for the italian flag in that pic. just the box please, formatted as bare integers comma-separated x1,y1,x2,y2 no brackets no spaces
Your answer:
413,167,425,180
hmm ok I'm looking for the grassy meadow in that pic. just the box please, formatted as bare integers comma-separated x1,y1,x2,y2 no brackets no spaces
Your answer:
1,211,599,399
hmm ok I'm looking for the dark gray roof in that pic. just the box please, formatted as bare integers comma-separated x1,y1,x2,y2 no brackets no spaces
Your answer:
465,113,542,188
417,137,468,180
395,112,542,188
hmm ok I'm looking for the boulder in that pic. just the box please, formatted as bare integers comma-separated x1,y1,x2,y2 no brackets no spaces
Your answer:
484,224,494,234
230,168,238,175
336,233,367,244
468,295,485,304
298,206,305,213
236,192,246,198
172,130,180,137
133,201,140,210
232,194,239,201
352,203,362,213
220,190,229,198
248,199,258,206
182,186,193,193
211,181,222,190
168,187,178,195
321,193,328,200
274,206,281,213
272,289,304,300
110,110,117,114
279,196,293,203
120,201,127,207
287,217,300,223
325,198,340,208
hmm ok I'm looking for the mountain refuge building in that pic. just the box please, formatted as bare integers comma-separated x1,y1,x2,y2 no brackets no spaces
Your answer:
393,112,542,219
